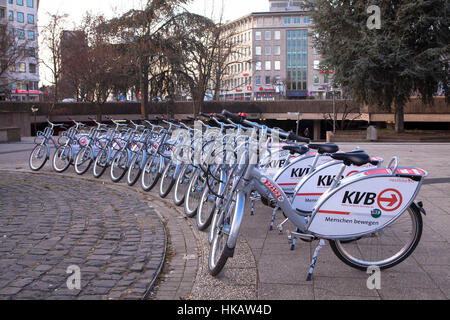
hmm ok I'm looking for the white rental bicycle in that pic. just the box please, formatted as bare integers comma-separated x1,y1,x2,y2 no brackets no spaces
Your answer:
208,111,427,280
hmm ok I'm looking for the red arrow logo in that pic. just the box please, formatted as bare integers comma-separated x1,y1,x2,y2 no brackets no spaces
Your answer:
379,194,398,207
377,189,403,212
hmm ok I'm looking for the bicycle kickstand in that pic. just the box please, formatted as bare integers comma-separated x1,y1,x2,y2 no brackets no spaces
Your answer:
249,192,260,216
306,239,326,281
277,217,289,233
269,206,279,230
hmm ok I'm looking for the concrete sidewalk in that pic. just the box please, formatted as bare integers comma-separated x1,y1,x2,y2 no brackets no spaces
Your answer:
0,139,449,300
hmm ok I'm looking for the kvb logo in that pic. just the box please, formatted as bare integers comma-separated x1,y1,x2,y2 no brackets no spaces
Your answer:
318,175,344,187
342,189,403,211
342,191,377,206
291,167,310,178
270,159,287,168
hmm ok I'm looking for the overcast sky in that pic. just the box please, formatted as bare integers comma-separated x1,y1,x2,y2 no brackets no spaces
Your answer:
38,0,269,85
38,0,269,27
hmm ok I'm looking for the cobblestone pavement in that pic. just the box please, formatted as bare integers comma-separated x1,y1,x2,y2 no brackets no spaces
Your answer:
0,171,166,300
0,139,449,300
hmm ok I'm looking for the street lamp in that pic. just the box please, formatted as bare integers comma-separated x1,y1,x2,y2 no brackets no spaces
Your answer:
331,85,337,134
31,105,39,136
288,112,302,136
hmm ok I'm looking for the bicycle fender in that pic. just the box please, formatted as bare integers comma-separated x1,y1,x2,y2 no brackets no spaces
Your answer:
308,167,427,239
226,191,246,254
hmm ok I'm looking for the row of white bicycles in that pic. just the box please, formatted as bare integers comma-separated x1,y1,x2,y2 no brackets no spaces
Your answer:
29,110,428,280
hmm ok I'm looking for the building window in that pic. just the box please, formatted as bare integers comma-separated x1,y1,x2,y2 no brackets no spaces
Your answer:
255,31,261,41
324,74,329,84
314,75,319,84
255,76,261,85
8,10,13,21
274,30,281,40
9,64,15,72
283,17,291,25
265,76,271,85
17,12,24,23
255,61,262,71
29,63,36,74
304,16,311,24
294,17,301,24
17,0,24,5
265,31,271,41
26,0,33,8
19,62,26,73
274,61,281,71
27,14,34,24
8,0,13,4
265,61,271,71
27,30,35,40
0,8,4,19
17,29,25,39
255,46,261,56
274,46,281,55
265,46,271,56
27,47,35,57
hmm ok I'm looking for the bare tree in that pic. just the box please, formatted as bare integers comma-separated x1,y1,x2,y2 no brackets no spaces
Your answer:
323,100,362,131
107,0,190,118
40,12,68,113
0,23,28,99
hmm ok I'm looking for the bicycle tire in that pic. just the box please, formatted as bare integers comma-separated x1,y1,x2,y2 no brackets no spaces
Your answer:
110,149,129,183
141,154,161,192
173,164,192,206
74,145,93,175
159,162,176,198
93,148,108,178
29,144,48,171
52,145,72,173
127,150,144,186
329,204,423,271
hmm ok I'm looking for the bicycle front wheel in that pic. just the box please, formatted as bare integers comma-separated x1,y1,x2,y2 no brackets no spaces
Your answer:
29,144,48,171
74,145,93,175
329,204,423,270
127,150,144,186
93,148,108,178
52,145,72,173
159,161,177,198
173,164,192,206
209,189,241,276
184,170,205,218
110,150,129,183
141,155,161,192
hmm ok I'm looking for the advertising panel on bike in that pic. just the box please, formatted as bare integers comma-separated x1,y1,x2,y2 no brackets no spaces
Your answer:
272,154,332,193
292,160,381,212
308,167,427,238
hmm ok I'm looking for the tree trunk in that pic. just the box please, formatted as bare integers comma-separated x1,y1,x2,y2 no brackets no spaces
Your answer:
395,103,405,133
140,59,149,119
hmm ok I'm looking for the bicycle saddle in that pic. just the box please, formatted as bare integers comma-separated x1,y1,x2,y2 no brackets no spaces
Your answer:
282,144,309,156
308,143,339,154
331,152,371,166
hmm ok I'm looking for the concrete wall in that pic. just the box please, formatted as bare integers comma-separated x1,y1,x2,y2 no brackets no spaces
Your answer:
0,111,30,137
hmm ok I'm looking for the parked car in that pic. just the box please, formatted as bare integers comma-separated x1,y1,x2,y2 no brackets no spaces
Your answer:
61,98,76,103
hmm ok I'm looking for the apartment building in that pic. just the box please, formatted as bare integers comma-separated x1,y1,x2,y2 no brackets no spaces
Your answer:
0,0,40,101
220,0,334,101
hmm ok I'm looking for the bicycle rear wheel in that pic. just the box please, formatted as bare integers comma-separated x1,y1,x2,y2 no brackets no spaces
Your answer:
329,204,423,270
29,144,48,171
